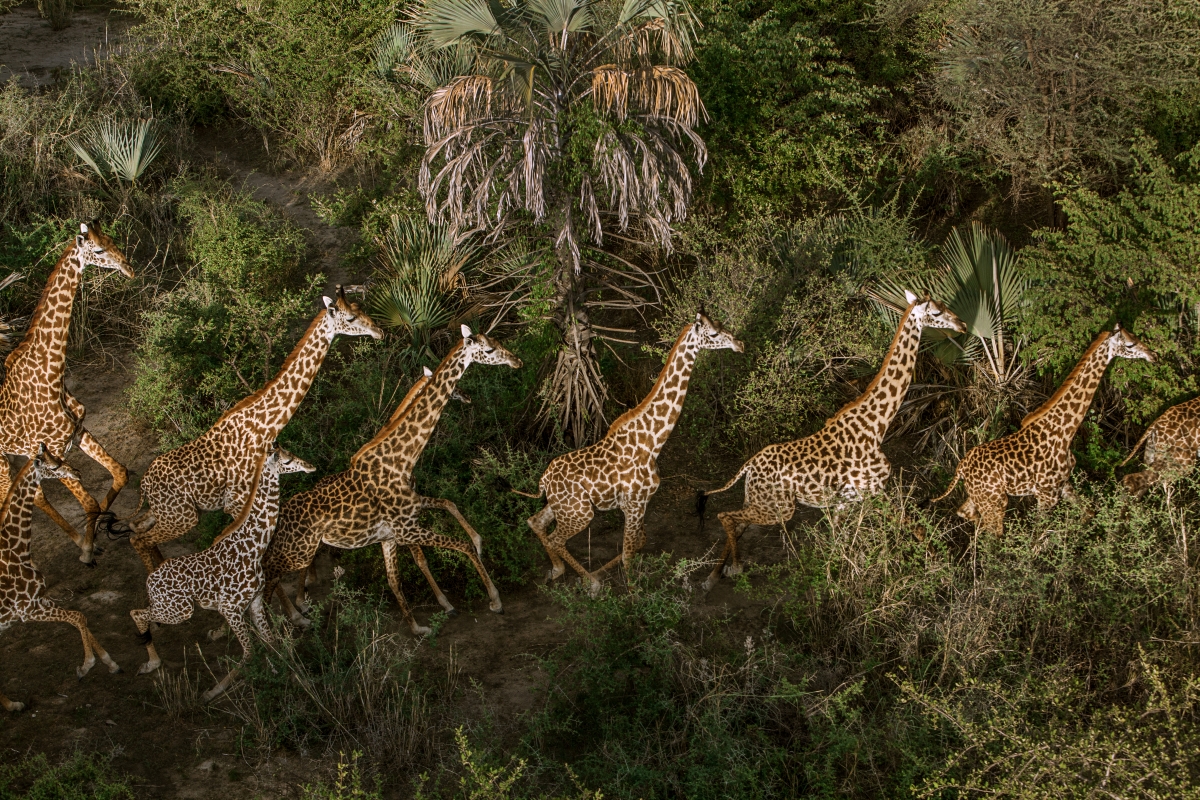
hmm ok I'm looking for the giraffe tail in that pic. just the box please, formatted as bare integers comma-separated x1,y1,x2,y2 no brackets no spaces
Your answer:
95,502,152,539
928,469,962,505
509,488,544,499
1119,424,1155,468
696,463,752,531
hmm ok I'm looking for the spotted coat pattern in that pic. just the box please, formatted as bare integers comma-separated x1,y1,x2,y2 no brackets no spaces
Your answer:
109,291,382,573
1,446,120,712
702,297,967,588
934,325,1155,534
1120,396,1200,498
129,445,315,702
0,224,134,564
261,329,521,635
528,313,744,595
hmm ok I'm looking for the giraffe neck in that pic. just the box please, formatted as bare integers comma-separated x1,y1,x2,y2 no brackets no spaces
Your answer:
218,311,335,437
214,461,280,554
349,374,432,466
1021,331,1113,439
608,324,699,456
5,246,85,389
0,462,40,554
371,343,469,478
834,307,922,444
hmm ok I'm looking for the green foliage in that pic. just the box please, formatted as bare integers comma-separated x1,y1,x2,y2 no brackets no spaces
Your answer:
931,0,1200,198
0,751,134,800
302,752,382,800
128,181,320,445
126,0,409,166
658,210,913,451
690,0,889,217
1020,140,1200,422
237,583,435,767
68,118,164,188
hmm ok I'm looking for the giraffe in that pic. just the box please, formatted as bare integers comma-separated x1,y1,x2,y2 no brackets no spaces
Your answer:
129,443,315,702
99,287,382,573
2,444,121,712
262,326,521,635
0,222,134,565
932,324,1155,534
699,292,966,589
1120,397,1200,498
527,312,744,596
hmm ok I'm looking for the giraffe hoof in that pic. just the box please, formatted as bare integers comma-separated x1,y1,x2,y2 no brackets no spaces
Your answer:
413,625,433,637
108,663,122,674
587,581,602,598
722,563,742,578
445,607,459,617
701,577,716,592
489,601,504,614
137,661,160,676
5,701,25,712
82,559,96,569
207,627,228,642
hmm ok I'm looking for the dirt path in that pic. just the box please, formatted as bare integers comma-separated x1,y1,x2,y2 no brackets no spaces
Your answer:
0,3,133,88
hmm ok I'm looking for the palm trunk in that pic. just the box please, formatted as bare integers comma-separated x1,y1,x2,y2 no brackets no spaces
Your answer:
540,212,608,445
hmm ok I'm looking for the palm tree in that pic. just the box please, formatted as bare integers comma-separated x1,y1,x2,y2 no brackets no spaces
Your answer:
378,0,706,443
870,221,1027,385
369,215,482,362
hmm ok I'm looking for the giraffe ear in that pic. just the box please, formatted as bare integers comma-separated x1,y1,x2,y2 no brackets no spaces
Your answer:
461,324,472,340
904,289,918,305
423,366,433,377
79,223,88,235
323,296,334,308
1112,322,1123,333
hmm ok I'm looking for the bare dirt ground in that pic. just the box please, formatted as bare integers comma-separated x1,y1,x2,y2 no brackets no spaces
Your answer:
0,8,791,796
0,3,132,88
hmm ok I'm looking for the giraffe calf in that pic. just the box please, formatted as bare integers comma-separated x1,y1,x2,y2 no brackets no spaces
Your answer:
130,445,314,702
1121,397,1200,498
2,445,120,712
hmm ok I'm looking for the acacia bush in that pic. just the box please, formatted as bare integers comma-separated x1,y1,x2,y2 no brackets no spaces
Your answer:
128,181,319,445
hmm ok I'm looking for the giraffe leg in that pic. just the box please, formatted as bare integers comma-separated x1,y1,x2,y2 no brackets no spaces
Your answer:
1,689,24,712
410,545,456,614
546,515,600,596
381,540,430,636
410,528,503,613
248,595,274,644
75,430,129,513
130,508,198,574
421,497,483,555
33,484,88,560
23,603,118,677
202,608,253,703
59,477,101,564
294,563,318,612
267,575,309,627
527,504,565,581
130,608,163,674
702,504,785,590
975,495,1008,537
596,503,648,575
1122,470,1157,499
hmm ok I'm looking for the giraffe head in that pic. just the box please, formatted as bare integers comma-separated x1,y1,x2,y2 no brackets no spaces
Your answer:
1106,324,1155,363
692,311,744,353
460,325,523,369
75,222,135,278
32,443,80,484
904,290,967,334
323,286,384,340
267,443,317,476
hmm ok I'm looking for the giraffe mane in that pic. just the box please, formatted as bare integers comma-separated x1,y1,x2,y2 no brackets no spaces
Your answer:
831,301,919,421
349,340,466,466
211,308,327,428
5,243,78,373
604,323,691,436
1019,329,1111,429
210,447,269,547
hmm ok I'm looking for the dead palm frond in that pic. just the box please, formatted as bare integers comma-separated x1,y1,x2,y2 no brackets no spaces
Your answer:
68,119,163,187
381,0,706,443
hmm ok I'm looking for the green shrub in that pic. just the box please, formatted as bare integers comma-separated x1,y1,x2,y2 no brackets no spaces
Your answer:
127,0,412,167
0,751,134,800
1020,139,1200,423
128,180,320,445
